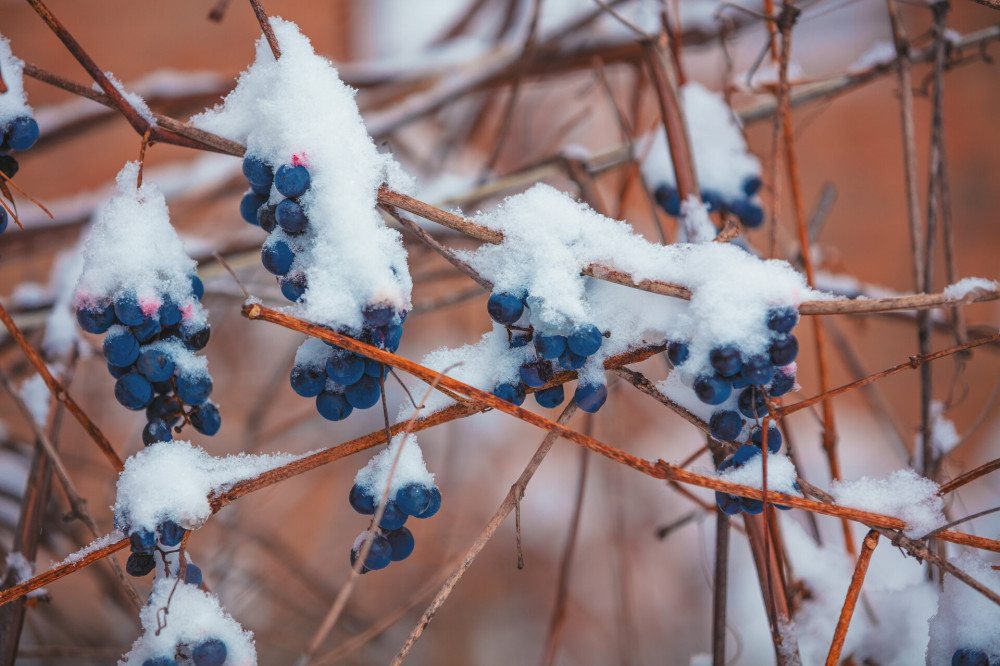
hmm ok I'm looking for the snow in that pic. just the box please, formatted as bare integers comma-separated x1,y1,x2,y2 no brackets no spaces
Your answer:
716,452,801,496
119,576,256,666
847,41,897,74
944,277,999,300
191,19,414,331
19,373,50,428
42,247,85,358
113,440,301,534
53,529,126,568
0,34,32,126
94,72,156,126
4,551,33,583
920,400,960,456
640,82,761,202
74,162,205,329
926,552,1000,665
11,283,48,309
679,195,716,244
354,432,434,499
830,469,945,538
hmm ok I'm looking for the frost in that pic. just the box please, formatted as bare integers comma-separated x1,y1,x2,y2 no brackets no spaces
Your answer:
19,374,50,428
94,72,156,126
716,452,801,496
847,41,897,74
0,34,32,126
191,19,413,331
354,432,434,498
53,529,126,568
926,553,1000,665
831,469,944,538
4,552,33,583
113,440,300,534
943,277,998,300
119,577,256,666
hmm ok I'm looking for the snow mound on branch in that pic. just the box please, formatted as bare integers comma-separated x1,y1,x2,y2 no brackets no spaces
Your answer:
926,553,1000,665
717,452,800,495
191,18,414,331
0,34,32,125
831,469,944,538
944,277,998,300
113,440,300,534
119,577,256,665
354,433,434,498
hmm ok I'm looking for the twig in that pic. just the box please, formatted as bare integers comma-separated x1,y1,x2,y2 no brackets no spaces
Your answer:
248,0,281,59
208,0,231,22
920,506,1000,541
825,530,879,666
938,457,1000,496
712,506,730,666
592,0,653,40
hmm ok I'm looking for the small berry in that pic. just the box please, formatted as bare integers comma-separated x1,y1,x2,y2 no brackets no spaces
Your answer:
769,369,795,397
349,484,376,515
113,292,145,326
257,203,278,232
7,116,40,151
115,373,154,410
486,292,524,325
558,347,586,370
190,275,205,301
352,533,392,572
276,198,309,234
574,382,607,413
567,324,602,356
750,425,782,454
280,272,308,302
76,301,115,334
519,360,553,389
493,382,526,406
737,386,769,419
290,363,326,398
766,306,798,333
242,155,273,189
137,348,175,383
386,527,415,561
185,563,203,586
131,316,162,344
666,341,689,366
362,303,395,328
952,648,990,666
694,375,732,405
345,374,381,409
415,486,441,519
261,239,295,275
158,298,182,327
709,410,743,441
742,174,763,197
125,552,155,577
379,502,408,531
142,419,173,446
654,184,680,216
534,384,565,408
274,164,311,198
396,483,432,516
240,192,268,224
176,372,212,406
192,638,228,666
740,496,764,514
326,350,365,385
130,529,156,553
182,323,211,351
709,345,742,377
190,402,222,436
769,333,798,366
142,657,178,666
715,492,742,515
103,326,140,366
733,444,760,466
534,334,566,360
740,354,774,386
316,391,353,421
158,520,185,547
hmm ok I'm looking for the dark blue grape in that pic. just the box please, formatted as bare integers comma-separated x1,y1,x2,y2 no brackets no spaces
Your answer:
76,301,115,333
742,175,763,197
519,360,553,389
534,334,566,360
654,184,680,216
730,199,764,228
262,239,294,275
716,492,742,515
142,657,178,666
952,648,990,666
108,362,132,379
192,638,228,666
769,370,795,397
363,358,386,379
766,307,798,333
667,341,689,366
280,272,307,302
142,419,173,446
710,344,742,377
493,382,526,406
396,483,432,516
185,563,203,586
125,552,155,577
740,497,764,514
113,292,145,326
740,354,774,386
242,155,273,189
176,372,212,406
733,444,760,467
574,382,607,413
158,520,185,547
115,373,154,410
345,375,381,409
379,502,408,530
509,330,531,348
104,326,140,366
558,347,586,370
181,322,211,351
769,333,798,366
0,155,17,180
274,164,310,198
158,298,182,327
349,484,376,515
709,410,743,441
694,375,732,405
147,395,182,426
387,527,415,561
363,303,395,328
191,275,205,300
240,192,268,224
750,425,782,454
487,292,524,325
415,486,441,519
352,533,392,572
130,528,156,553
276,198,308,234
316,391,353,421
191,402,221,436
568,325,602,356
137,347,175,382
534,384,564,408
737,386,769,419
7,117,39,151
326,350,365,385
290,363,326,398
131,316,162,344
702,189,724,212
257,203,277,233
378,323,403,353
0,208,6,234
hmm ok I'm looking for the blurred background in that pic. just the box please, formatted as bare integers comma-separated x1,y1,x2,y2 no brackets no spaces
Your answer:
0,0,998,663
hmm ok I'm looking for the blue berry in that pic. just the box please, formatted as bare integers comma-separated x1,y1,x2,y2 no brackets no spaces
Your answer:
769,370,795,397
158,298,182,327
176,371,212,406
750,425,782,454
280,272,308,302
740,496,764,514
379,502,408,530
534,334,566,360
345,375,381,409
185,563,203,586
352,533,392,572
125,552,155,577
733,444,760,466
709,410,743,441
131,316,162,344
737,386,769,419
76,301,115,333
766,307,798,333
535,384,564,408
519,360,553,389
558,347,586,370
654,184,680,216
363,357,386,379
142,657,178,666
137,348,175,382
375,323,403,352
7,116,40,151
242,155,273,190
493,382,526,406
568,325,602,356
181,323,211,351
694,374,732,405
113,292,145,326
276,198,308,234
316,391,353,421
387,527,415,561
0,209,6,234
130,529,156,553
290,363,326,398
710,345,742,377
396,483,432,516
257,203,277,233
740,354,774,386
415,486,441,519
191,275,205,300
158,520,185,547
730,199,764,228
108,362,132,379
240,192,268,224
715,492,742,515
262,239,294,275
702,189,724,212
192,638,228,666
769,333,798,366
191,402,221,435
487,292,524,325
142,419,173,446
574,382,607,413
326,350,365,385
115,373,154,410
274,164,310,198
742,175,762,197
363,303,395,328
952,648,990,666
104,326,140,367
349,484,376,515
667,341,689,366
508,330,531,348
147,395,182,426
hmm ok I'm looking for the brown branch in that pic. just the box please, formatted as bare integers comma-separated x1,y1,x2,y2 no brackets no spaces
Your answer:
825,531,879,666
0,537,129,607
247,0,281,59
938,457,1000,496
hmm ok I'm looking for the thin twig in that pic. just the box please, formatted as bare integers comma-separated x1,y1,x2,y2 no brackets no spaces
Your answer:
248,0,281,59
825,530,879,666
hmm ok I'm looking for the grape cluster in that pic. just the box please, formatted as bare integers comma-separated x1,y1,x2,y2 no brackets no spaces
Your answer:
75,277,219,444
654,175,764,230
0,114,40,234
670,305,799,449
952,648,994,666
240,154,407,421
347,480,440,572
486,292,609,414
141,636,227,666
714,444,797,515
122,518,190,578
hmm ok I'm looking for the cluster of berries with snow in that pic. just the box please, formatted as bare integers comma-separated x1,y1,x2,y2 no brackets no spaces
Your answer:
715,444,797,516
346,435,440,572
122,517,195,579
487,291,608,413
74,163,219,445
0,33,40,234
